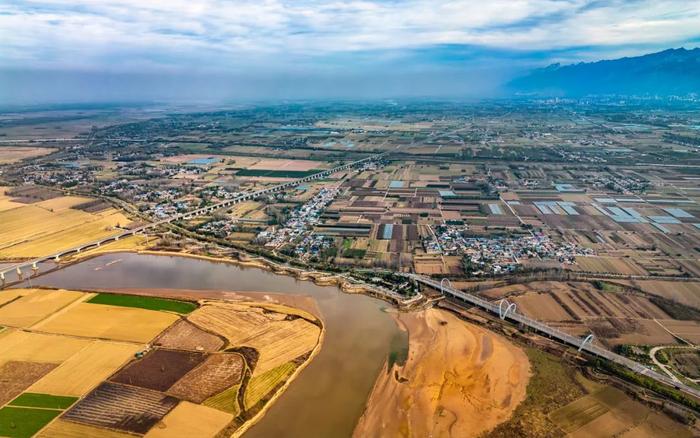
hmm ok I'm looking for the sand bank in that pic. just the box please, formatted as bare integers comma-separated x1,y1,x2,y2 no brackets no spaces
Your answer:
354,308,530,437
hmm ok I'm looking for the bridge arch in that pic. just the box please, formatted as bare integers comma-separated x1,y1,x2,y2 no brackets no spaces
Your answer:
579,333,594,352
498,299,517,320
439,278,452,295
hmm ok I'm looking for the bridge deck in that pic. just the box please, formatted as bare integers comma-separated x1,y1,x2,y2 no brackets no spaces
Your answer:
408,274,700,401
1,156,377,278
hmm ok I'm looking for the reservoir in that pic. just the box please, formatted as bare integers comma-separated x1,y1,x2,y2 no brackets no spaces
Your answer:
32,252,402,437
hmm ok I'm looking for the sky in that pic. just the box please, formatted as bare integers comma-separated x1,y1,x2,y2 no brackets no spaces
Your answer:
1,0,700,104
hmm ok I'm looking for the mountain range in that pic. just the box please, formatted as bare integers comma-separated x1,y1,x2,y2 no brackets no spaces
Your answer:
509,47,700,96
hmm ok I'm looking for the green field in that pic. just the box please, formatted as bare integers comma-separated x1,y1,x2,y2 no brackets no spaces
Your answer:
87,293,197,314
244,362,296,410
0,407,62,438
204,384,242,416
8,392,78,410
342,248,367,259
234,169,321,178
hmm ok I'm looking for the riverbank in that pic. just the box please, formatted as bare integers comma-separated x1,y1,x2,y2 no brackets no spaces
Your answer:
69,247,411,305
32,252,405,437
353,307,531,437
149,250,406,303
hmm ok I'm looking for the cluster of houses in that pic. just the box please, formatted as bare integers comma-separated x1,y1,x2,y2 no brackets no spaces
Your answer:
425,225,593,275
256,187,339,251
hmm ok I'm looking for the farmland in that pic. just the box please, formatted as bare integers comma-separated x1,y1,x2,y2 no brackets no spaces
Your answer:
244,361,296,410
0,287,322,437
168,353,245,403
87,293,197,314
110,349,207,391
27,341,139,396
0,190,133,260
32,300,179,343
550,386,691,437
0,406,63,438
0,393,77,438
0,146,55,164
479,280,700,348
143,401,233,438
0,362,56,406
188,302,321,376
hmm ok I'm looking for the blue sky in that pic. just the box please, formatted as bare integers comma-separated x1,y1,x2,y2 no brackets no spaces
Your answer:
1,0,699,103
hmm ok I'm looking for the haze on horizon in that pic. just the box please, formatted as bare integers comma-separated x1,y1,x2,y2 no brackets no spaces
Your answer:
2,0,700,105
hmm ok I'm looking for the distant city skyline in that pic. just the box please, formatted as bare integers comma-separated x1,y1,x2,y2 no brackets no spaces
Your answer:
2,0,700,103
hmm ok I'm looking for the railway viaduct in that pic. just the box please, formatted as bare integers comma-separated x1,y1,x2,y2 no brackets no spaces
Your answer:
406,273,700,401
0,155,379,282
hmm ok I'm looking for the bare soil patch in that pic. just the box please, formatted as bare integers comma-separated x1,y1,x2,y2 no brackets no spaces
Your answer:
62,381,178,434
154,319,225,352
6,185,61,203
0,361,57,406
110,348,206,392
167,353,245,403
73,199,112,213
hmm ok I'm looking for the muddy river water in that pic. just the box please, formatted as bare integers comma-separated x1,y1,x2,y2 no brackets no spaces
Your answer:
31,252,403,437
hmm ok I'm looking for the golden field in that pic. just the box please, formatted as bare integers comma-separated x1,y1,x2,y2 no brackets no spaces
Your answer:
0,330,91,364
0,192,132,259
189,302,321,375
33,301,179,343
144,401,233,438
0,146,55,164
0,187,26,212
28,341,139,396
0,289,87,328
37,419,136,438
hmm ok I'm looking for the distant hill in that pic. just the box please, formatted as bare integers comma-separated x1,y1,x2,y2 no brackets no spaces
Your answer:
509,48,700,96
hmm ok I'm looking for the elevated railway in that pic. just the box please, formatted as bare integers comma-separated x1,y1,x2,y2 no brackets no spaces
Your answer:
1,155,378,282
407,274,700,401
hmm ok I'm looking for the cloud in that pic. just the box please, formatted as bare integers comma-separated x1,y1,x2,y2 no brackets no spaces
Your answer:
1,0,699,104
1,0,699,72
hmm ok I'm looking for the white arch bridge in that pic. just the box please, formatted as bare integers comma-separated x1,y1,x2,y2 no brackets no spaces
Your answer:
0,155,379,284
404,273,700,401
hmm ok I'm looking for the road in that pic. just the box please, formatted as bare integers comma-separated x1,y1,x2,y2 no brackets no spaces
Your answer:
406,274,700,401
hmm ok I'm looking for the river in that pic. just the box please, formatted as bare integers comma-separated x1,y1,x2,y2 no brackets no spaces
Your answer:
31,252,403,437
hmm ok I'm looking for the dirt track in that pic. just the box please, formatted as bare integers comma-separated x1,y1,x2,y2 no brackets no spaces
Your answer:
354,308,530,438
